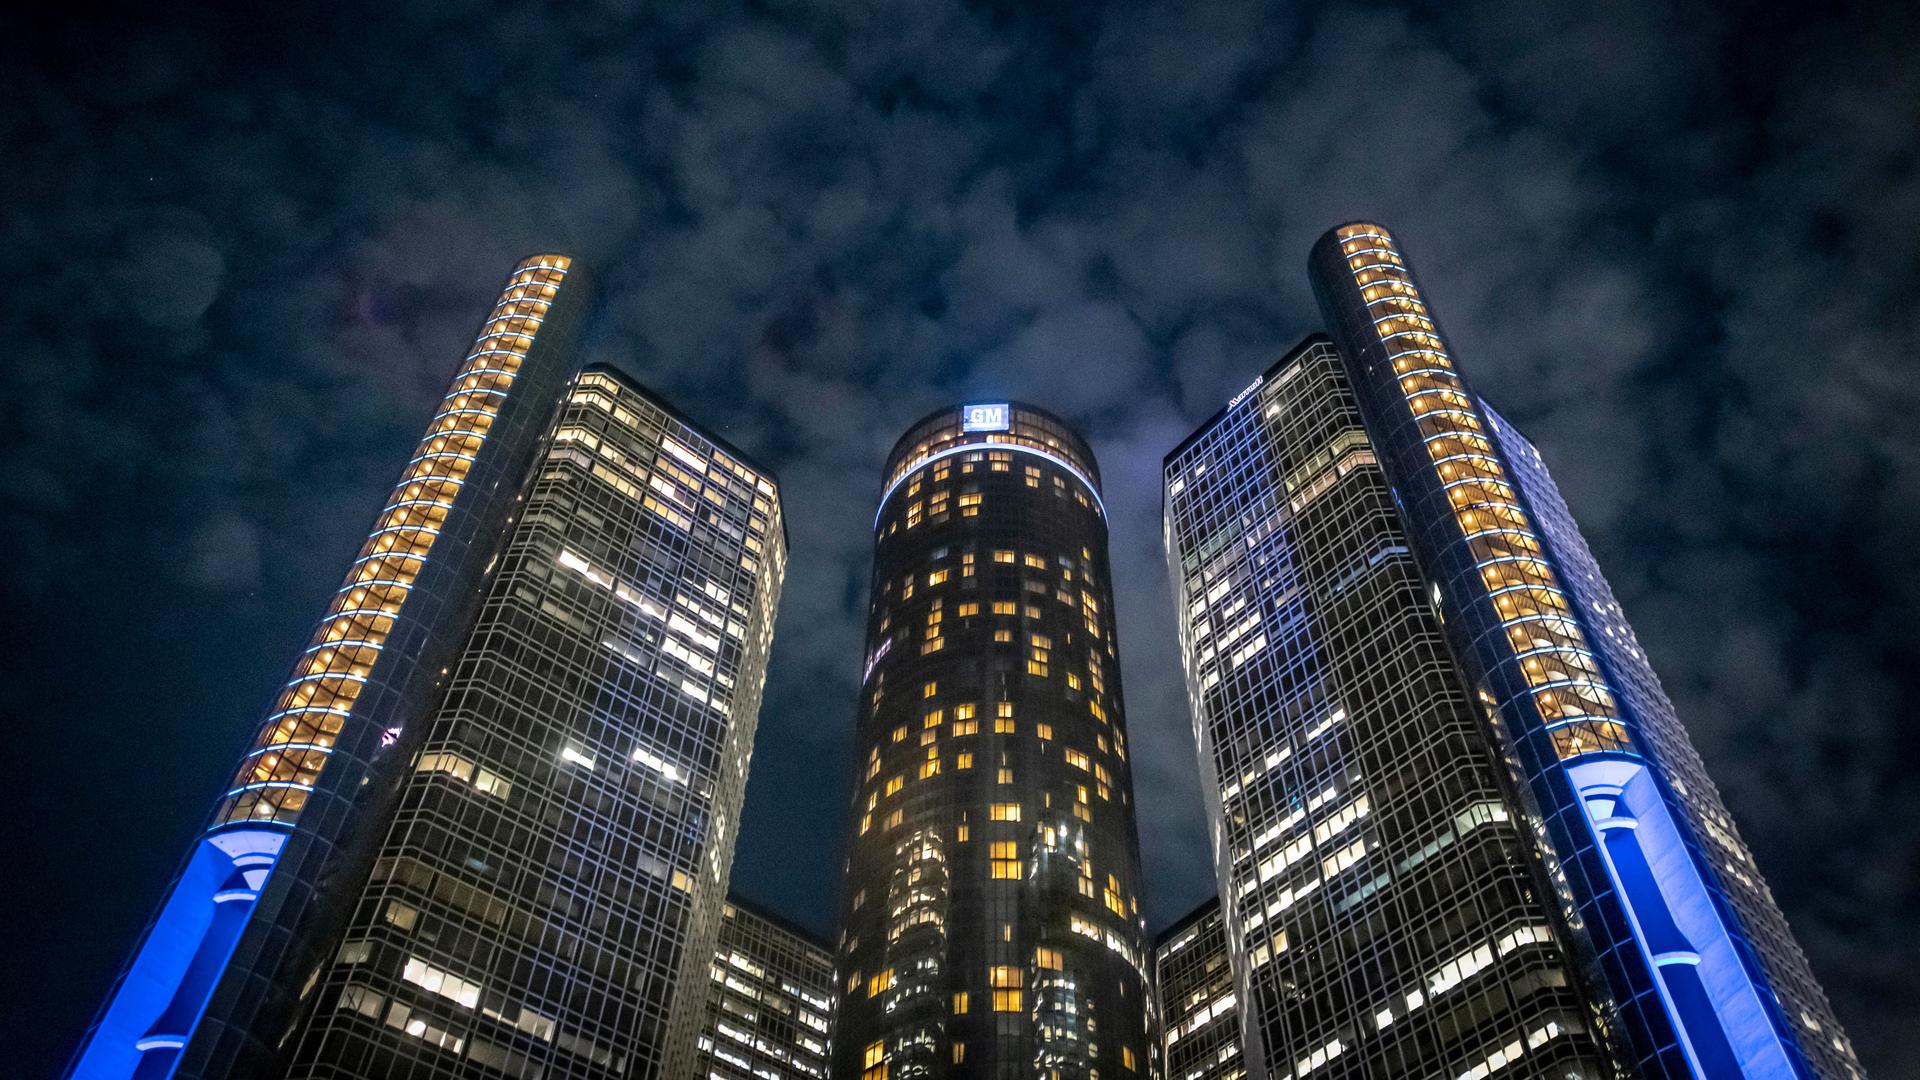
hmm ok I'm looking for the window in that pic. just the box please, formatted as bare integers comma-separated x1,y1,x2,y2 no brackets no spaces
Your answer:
1065,749,1089,771
1036,723,1053,741
996,715,1015,734
891,726,906,743
954,703,976,720
884,808,903,829
923,681,938,698
997,767,1014,785
868,969,895,997
1035,947,1063,971
953,720,979,737
990,965,1022,987
952,992,970,1014
928,569,949,586
957,602,980,616
990,841,1020,879
1023,553,1046,569
924,710,944,728
862,1039,888,1080
993,550,1016,563
956,752,974,770
992,601,1017,615
991,803,1021,822
994,629,1013,643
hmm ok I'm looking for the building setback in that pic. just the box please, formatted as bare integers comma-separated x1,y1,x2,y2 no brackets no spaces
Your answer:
1305,221,1860,1077
280,365,788,1079
1155,899,1242,1080
832,403,1155,1080
697,897,835,1080
70,256,594,1080
1163,336,1609,1080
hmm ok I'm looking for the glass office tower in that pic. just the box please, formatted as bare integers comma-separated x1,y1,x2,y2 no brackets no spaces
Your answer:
279,366,788,1079
70,256,593,1080
697,897,836,1080
1306,221,1861,1078
1155,898,1242,1080
832,403,1154,1080
1164,337,1612,1080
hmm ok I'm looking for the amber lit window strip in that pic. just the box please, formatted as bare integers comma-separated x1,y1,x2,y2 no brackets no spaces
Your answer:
211,255,575,827
1335,225,1629,761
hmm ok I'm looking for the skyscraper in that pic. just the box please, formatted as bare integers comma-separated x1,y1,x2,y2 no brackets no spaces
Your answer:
1155,898,1242,1080
697,896,836,1080
832,403,1154,1080
1163,336,1610,1079
70,255,593,1080
276,364,788,1079
1306,221,1860,1077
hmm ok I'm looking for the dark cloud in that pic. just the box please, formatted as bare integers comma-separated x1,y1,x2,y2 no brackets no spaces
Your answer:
5,1,1916,1074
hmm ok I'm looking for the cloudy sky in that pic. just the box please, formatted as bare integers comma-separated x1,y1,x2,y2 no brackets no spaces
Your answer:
7,0,1917,1074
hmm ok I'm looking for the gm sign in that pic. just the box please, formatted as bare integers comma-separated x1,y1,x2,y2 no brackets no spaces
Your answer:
962,403,1010,432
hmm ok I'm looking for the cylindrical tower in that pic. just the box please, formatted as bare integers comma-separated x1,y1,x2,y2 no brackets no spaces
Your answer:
832,403,1153,1079
68,256,593,1080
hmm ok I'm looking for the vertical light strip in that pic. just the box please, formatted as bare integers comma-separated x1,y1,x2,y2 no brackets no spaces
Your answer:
1331,224,1629,761
210,255,574,827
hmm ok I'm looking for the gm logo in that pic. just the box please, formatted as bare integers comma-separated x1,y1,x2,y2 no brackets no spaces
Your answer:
962,403,1010,432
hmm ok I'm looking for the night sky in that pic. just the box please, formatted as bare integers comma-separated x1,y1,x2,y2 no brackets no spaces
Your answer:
7,2,1918,1075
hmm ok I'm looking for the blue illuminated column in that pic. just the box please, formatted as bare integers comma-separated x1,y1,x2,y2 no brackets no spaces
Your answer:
1309,222,1858,1079
69,256,592,1080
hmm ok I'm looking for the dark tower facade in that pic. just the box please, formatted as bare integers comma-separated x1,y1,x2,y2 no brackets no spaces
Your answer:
276,366,787,1080
832,404,1154,1080
69,256,593,1080
1307,222,1861,1078
1163,338,1611,1080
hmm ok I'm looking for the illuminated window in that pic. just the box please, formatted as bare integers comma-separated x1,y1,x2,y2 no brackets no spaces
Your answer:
989,965,1022,987
884,808,903,830
923,681,938,698
997,768,1014,785
956,752,974,770
990,841,1020,878
1123,1046,1137,1071
952,1043,967,1064
990,803,1021,822
1035,947,1063,971
862,1039,888,1080
891,726,906,744
957,823,970,842
868,969,895,997
993,550,1016,564
928,569,949,586
994,629,1013,643
992,601,1017,615
1065,749,1089,771
952,992,970,1014
1023,553,1046,569
1036,723,1053,741
957,602,980,616
996,715,1015,734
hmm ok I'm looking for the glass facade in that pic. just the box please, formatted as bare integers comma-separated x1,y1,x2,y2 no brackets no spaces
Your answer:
1163,338,1611,1080
1155,899,1241,1080
696,898,836,1080
832,403,1154,1080
1308,221,1862,1078
278,366,788,1079
70,256,593,1080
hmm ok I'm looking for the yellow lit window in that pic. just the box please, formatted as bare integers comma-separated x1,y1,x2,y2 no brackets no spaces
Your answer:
928,569,949,586
1065,749,1089,771
1023,553,1046,569
923,681,938,698
884,808,903,829
924,710,944,728
859,812,871,834
953,720,979,737
868,969,895,997
862,1039,888,1080
957,602,980,616
952,991,970,1014
990,841,1020,879
1025,605,1042,619
918,756,940,780
1036,723,1053,741
1035,947,1063,970
952,1042,966,1064
957,823,970,842
992,601,1017,615
993,990,1023,1011
989,965,1022,987
1123,1046,1137,1071
1027,659,1049,676
996,716,1015,733
990,803,1021,822
997,767,1013,785
891,726,907,743
993,550,1016,564
956,752,974,770
998,702,1013,718
994,629,1013,643
955,703,976,720
1066,672,1081,690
